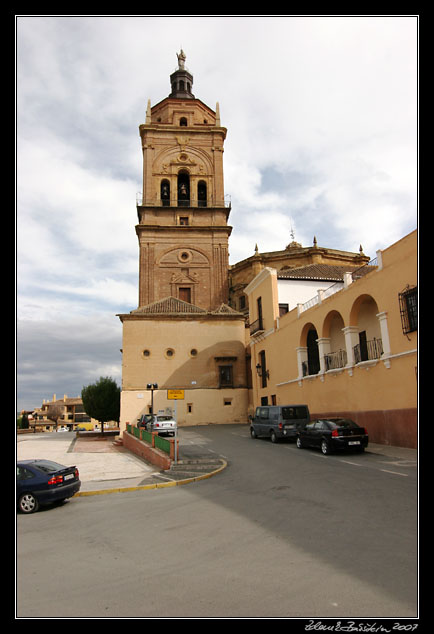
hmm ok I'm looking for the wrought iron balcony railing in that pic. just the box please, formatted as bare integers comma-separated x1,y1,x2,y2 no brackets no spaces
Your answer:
353,337,383,364
249,318,264,336
324,349,347,370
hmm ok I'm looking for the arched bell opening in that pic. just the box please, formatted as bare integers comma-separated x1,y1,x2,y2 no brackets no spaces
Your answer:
177,170,190,207
198,180,207,207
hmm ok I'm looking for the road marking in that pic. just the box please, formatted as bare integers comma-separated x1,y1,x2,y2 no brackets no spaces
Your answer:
380,469,408,477
339,460,362,466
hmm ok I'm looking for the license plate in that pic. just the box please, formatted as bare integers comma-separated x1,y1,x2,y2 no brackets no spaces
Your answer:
64,473,74,480
348,440,360,446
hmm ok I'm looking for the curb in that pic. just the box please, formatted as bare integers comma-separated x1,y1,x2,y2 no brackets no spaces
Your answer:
73,459,228,497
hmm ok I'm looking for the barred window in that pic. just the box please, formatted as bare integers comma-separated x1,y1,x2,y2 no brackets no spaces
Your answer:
399,286,417,334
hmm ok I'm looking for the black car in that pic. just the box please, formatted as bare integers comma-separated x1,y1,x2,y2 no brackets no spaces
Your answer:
296,418,368,455
17,460,81,514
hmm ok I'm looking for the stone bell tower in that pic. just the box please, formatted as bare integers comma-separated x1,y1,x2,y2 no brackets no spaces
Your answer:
136,50,232,311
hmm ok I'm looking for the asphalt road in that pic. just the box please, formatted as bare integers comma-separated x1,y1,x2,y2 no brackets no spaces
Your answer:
16,424,418,619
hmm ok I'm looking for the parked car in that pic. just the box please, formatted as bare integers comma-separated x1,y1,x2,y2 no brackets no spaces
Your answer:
56,426,69,432
296,418,368,455
250,404,310,442
137,414,153,428
137,414,177,437
17,459,81,514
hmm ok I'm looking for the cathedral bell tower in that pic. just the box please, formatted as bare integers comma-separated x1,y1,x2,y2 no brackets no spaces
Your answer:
136,50,232,311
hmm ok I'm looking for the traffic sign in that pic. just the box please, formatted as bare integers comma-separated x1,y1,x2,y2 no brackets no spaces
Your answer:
167,389,185,400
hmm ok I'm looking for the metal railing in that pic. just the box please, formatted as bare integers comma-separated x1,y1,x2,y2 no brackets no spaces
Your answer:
351,257,378,281
126,423,171,456
353,337,383,364
324,349,347,370
249,318,264,336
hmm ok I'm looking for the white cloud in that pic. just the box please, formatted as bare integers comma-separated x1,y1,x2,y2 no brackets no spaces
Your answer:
16,15,418,411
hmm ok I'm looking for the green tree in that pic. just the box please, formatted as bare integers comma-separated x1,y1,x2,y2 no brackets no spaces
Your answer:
17,413,29,429
81,377,120,434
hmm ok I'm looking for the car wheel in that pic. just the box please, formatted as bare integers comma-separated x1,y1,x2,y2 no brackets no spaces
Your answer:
270,430,278,443
296,436,303,449
18,492,39,514
320,439,331,455
250,427,257,439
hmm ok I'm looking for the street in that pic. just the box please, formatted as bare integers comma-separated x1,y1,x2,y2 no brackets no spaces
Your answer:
16,424,418,619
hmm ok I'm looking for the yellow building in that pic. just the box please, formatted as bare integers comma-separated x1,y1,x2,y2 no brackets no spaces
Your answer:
244,230,417,448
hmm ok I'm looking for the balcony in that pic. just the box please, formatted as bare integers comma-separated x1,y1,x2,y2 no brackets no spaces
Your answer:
324,349,347,370
249,318,264,336
353,337,383,364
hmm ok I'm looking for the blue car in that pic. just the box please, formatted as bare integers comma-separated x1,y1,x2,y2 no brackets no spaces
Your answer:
17,460,81,514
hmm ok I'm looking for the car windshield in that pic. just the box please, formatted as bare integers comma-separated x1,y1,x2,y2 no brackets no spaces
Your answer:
32,460,66,473
282,406,308,420
326,419,359,429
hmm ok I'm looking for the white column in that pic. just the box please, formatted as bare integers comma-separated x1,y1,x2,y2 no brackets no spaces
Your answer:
376,311,391,357
316,337,331,374
343,272,353,288
342,326,359,367
296,346,308,378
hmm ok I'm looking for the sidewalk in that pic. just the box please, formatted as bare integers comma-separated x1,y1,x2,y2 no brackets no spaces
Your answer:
16,431,227,496
366,442,417,462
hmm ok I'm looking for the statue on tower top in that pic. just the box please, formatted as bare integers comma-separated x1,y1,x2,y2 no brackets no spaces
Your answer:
176,49,186,70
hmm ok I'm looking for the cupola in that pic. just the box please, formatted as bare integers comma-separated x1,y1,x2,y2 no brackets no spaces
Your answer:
169,49,195,99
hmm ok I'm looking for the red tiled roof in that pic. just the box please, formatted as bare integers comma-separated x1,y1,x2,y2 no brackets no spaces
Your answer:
277,263,374,281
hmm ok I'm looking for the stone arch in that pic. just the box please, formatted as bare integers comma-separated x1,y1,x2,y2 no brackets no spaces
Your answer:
321,310,347,370
177,169,190,206
322,309,346,338
349,294,380,330
157,245,210,267
299,321,320,376
349,294,383,363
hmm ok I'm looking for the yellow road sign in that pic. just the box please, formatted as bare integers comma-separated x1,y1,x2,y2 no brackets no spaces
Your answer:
167,389,185,400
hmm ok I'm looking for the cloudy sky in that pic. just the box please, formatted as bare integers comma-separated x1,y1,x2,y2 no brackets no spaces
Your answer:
16,15,418,412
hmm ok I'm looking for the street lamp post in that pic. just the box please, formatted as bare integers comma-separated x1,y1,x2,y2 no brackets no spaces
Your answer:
146,383,158,415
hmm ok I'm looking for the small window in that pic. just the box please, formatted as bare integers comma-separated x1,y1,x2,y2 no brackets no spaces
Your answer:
279,303,289,316
180,117,187,126
165,348,175,358
143,349,151,358
224,398,232,406
219,365,233,387
179,217,189,226
187,403,193,414
399,286,417,334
